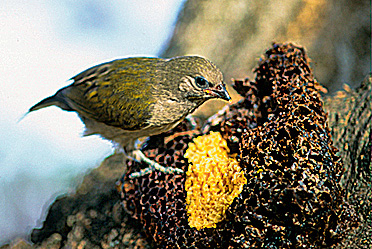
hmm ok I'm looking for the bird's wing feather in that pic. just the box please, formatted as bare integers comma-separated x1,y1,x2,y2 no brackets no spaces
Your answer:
61,58,161,130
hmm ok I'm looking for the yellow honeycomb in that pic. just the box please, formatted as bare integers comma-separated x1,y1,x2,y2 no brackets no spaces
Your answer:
184,131,247,230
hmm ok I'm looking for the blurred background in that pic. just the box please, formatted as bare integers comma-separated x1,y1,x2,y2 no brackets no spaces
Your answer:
0,0,185,244
1,0,370,245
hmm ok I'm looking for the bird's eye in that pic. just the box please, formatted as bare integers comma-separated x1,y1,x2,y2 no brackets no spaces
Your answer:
195,76,210,89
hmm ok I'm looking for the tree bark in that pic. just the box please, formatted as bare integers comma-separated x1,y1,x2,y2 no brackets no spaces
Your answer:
325,75,371,248
162,0,370,95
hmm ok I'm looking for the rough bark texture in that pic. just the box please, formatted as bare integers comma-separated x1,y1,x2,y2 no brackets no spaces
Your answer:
325,76,371,248
162,0,370,94
2,154,152,249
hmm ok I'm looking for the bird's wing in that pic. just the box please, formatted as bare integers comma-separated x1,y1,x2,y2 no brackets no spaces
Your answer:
61,58,160,130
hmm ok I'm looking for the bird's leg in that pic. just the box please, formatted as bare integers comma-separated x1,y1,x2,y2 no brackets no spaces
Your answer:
129,150,184,178
128,138,184,178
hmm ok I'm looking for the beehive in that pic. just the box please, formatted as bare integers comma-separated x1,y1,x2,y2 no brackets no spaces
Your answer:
118,43,358,248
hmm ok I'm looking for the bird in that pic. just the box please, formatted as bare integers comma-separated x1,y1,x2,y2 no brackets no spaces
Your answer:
28,55,231,178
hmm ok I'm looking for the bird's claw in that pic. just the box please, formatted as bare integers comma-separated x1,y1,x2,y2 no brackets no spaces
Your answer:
128,149,184,178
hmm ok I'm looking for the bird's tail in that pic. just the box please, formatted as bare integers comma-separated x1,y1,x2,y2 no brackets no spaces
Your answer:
29,88,73,113
29,95,60,112
19,90,72,123
18,96,58,122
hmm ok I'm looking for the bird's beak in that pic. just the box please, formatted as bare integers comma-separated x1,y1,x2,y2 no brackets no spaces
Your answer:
204,83,231,101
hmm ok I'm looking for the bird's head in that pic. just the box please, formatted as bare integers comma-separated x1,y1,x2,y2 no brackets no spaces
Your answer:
164,56,231,105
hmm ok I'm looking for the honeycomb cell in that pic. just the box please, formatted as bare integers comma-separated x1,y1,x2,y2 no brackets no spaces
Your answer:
118,43,358,248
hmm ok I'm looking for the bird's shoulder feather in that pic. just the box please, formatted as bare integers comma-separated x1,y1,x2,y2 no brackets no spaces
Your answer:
63,58,165,130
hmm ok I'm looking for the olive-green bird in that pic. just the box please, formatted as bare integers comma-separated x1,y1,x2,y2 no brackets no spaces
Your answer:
28,56,231,178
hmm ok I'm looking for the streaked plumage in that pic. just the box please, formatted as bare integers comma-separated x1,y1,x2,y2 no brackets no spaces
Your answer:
29,55,230,176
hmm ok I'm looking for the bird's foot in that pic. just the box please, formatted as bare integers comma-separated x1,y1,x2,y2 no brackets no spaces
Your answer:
128,149,184,178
